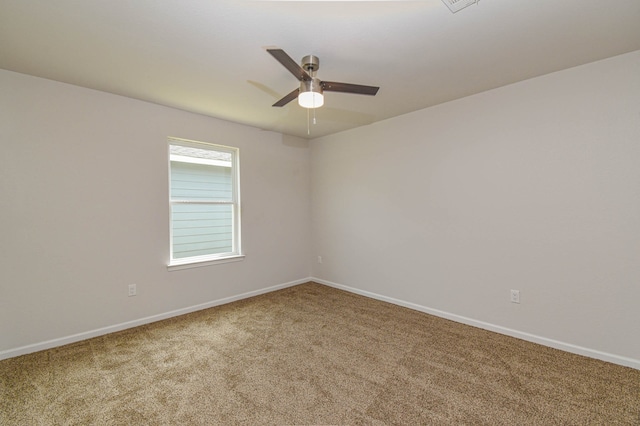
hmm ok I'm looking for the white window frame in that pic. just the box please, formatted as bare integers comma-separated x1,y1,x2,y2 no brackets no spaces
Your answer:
167,137,243,270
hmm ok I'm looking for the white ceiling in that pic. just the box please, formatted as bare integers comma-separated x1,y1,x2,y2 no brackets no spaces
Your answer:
2,0,640,139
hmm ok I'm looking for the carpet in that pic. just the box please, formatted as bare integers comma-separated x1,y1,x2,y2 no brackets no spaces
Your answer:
1,282,638,424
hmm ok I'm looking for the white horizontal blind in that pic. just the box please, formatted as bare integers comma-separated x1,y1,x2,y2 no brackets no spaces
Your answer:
169,140,240,263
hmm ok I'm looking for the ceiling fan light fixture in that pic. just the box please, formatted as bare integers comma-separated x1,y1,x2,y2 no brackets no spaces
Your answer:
298,91,324,109
298,78,324,109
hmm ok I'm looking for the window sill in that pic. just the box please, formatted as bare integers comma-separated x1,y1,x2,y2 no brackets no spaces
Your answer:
167,254,245,271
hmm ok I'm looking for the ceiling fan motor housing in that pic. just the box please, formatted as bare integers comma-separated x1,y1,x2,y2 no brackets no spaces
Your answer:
301,55,320,74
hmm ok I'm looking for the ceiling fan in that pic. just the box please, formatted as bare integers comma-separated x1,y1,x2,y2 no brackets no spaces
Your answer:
267,48,379,109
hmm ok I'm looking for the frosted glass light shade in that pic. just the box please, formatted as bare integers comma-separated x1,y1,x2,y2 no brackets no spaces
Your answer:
298,91,324,108
298,77,324,109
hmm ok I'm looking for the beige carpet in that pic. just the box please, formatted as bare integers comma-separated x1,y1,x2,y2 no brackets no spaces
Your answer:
1,282,638,425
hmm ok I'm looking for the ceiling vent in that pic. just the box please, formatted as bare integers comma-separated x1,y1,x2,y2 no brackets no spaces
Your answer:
442,0,479,13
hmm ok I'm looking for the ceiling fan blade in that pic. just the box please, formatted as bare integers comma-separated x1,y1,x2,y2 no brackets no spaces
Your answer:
267,49,312,82
273,88,300,107
321,81,379,96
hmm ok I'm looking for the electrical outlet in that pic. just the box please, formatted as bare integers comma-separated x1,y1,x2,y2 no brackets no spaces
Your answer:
510,289,520,304
317,256,323,264
128,283,137,297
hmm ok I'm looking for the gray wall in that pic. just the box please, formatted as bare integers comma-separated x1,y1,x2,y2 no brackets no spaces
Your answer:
310,51,640,366
3,50,639,368
0,70,311,356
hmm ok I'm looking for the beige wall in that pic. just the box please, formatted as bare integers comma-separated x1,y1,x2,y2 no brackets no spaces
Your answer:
2,50,639,368
0,70,311,356
310,51,640,366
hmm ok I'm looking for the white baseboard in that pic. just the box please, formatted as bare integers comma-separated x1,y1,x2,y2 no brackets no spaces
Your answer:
0,278,308,361
311,277,640,371
4,276,638,371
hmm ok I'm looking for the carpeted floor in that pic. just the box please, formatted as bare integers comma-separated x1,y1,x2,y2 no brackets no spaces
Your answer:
1,282,639,425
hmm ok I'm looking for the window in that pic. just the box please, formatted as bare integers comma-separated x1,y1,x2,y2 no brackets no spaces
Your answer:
168,137,242,269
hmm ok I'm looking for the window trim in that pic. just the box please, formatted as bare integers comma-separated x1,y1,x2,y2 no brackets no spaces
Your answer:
167,137,242,270
167,254,245,271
